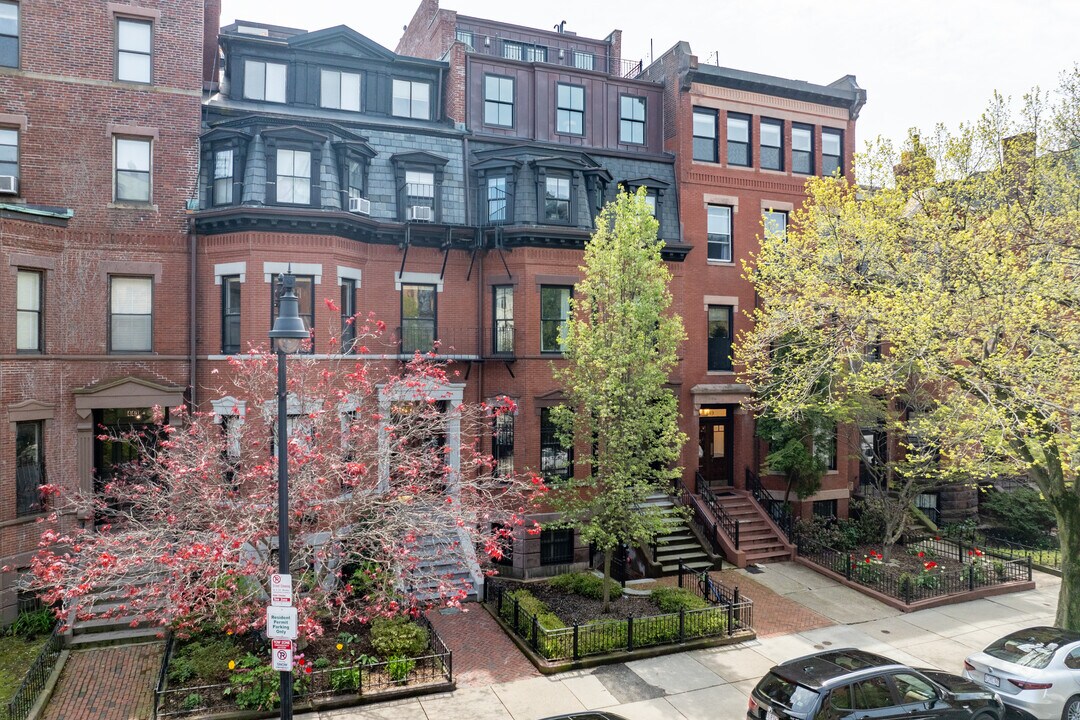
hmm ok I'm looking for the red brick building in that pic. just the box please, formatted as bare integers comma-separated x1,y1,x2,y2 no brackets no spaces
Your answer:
0,0,211,621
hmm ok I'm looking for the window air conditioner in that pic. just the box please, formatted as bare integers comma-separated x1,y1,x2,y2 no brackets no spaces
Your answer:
348,196,371,215
408,205,433,222
0,175,18,194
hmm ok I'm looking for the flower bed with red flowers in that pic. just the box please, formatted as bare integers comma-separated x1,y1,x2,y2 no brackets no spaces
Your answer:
154,615,452,718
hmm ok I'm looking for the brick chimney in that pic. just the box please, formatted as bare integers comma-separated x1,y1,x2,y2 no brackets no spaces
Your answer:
203,0,221,87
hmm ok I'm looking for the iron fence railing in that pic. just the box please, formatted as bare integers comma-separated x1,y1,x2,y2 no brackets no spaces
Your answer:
487,578,751,662
674,475,723,557
3,624,62,720
974,535,1061,572
153,617,451,718
676,562,754,631
796,535,1033,605
745,467,795,541
697,474,741,549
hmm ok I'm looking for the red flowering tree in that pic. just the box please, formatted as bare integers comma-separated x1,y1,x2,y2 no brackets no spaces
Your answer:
22,313,543,639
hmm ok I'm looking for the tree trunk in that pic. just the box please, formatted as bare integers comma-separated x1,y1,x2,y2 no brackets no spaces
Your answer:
1054,501,1080,630
602,550,612,613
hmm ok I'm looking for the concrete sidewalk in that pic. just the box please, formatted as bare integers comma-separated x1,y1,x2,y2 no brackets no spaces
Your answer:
298,565,1059,720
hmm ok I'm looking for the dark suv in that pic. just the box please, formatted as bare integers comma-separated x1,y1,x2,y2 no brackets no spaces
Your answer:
747,648,1005,720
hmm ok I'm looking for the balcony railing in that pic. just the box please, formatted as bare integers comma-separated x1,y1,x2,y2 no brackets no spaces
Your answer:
457,32,645,79
394,324,481,359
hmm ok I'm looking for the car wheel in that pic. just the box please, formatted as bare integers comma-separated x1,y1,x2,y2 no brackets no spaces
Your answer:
1064,696,1080,720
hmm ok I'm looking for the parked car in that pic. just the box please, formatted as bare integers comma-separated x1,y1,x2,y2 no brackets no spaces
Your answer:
539,714,628,720
748,648,1004,720
963,626,1080,720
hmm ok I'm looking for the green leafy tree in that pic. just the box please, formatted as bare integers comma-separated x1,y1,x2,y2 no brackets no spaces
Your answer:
738,69,1080,627
548,188,686,611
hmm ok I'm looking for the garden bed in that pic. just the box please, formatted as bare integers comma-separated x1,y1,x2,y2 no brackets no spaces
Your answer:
154,616,452,718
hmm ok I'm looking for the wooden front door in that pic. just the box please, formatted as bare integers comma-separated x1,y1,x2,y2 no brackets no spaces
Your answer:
698,406,734,489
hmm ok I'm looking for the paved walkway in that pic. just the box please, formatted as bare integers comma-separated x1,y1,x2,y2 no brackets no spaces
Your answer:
41,643,162,720
305,565,1060,720
426,607,539,687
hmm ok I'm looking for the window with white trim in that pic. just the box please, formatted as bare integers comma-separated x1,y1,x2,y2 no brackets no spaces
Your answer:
707,205,732,262
16,269,42,353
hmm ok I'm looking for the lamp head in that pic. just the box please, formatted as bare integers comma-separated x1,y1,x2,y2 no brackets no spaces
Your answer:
269,272,308,354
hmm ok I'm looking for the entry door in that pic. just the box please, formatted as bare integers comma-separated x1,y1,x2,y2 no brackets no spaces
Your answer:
93,408,161,495
698,407,734,488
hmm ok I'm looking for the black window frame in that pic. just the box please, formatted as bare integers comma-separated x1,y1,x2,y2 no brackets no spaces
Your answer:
320,68,361,112
693,107,718,162
400,282,437,355
540,527,574,565
707,305,733,372
727,112,751,167
487,175,507,223
760,118,783,171
391,78,432,120
116,16,152,84
221,275,241,354
540,285,571,353
15,420,44,516
792,123,814,175
539,408,573,484
544,174,572,223
822,128,843,176
492,411,514,478
243,59,287,103
109,275,153,353
706,205,732,262
555,83,585,136
483,74,515,128
493,285,514,355
114,135,152,203
212,148,233,206
340,277,357,354
16,268,42,353
271,274,314,354
0,1,18,69
619,95,646,145
812,499,838,518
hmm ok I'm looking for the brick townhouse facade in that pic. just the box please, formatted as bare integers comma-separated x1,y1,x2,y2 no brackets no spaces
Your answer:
0,0,210,622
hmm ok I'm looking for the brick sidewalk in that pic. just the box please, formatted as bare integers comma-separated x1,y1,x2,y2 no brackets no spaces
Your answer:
41,643,163,720
425,606,539,687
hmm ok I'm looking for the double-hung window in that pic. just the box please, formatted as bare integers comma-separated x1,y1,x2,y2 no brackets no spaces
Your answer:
320,69,361,111
115,136,151,202
556,84,584,135
540,527,574,564
493,285,513,354
276,148,311,204
760,118,783,171
213,149,233,205
271,275,314,352
540,286,570,353
346,159,365,201
619,96,646,145
244,60,286,103
706,205,732,262
117,18,152,83
487,176,507,223
484,75,514,127
539,408,573,484
16,269,42,353
572,51,593,70
693,107,718,162
110,276,153,352
340,278,357,353
392,79,431,120
815,425,838,471
727,113,750,166
544,176,571,222
763,210,787,240
492,412,514,477
405,170,435,214
15,421,44,516
221,275,241,354
822,128,843,176
792,124,813,174
401,283,436,354
0,2,18,68
707,305,733,372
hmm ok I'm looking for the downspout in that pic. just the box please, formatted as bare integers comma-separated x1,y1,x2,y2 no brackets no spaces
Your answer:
188,149,201,409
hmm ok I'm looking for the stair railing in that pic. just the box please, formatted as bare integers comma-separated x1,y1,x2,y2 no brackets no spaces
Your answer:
745,467,795,541
673,474,723,556
694,472,741,550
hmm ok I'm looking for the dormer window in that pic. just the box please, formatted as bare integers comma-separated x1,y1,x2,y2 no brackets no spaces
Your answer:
392,79,431,120
406,170,434,212
545,176,571,222
391,151,449,223
244,60,286,103
276,148,311,204
321,69,361,112
213,150,234,205
347,159,364,200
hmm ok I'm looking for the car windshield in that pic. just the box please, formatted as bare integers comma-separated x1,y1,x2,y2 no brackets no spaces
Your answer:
985,628,1075,669
757,673,821,713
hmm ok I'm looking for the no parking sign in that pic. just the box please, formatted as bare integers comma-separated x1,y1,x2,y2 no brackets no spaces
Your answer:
271,638,293,671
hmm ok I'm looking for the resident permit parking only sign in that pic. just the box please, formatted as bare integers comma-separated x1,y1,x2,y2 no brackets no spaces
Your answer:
271,639,293,671
270,573,292,606
266,605,298,640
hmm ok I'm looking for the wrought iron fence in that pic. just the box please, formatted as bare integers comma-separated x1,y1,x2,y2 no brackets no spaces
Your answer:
746,467,795,540
974,535,1061,572
3,624,62,720
153,617,451,718
796,535,1033,605
487,578,752,663
697,474,741,549
675,476,723,557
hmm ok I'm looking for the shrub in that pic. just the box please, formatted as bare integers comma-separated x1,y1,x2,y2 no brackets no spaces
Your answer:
370,617,430,659
181,694,204,711
548,572,620,600
168,655,195,684
224,654,279,711
981,488,1057,548
173,637,243,683
6,607,54,638
386,656,416,684
650,587,708,613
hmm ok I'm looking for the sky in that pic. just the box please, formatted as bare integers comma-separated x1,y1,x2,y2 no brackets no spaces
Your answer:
218,0,1080,150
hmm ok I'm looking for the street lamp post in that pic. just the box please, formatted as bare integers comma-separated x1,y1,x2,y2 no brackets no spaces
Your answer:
268,272,308,720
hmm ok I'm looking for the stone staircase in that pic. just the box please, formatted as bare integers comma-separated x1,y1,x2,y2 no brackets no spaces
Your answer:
404,524,484,603
66,571,168,649
643,492,715,574
712,492,794,564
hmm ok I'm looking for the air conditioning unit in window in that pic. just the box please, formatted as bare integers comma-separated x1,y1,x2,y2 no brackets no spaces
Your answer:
348,196,371,215
408,205,433,222
0,175,18,194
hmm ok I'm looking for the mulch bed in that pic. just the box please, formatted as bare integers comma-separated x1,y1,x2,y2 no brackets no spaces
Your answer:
525,584,665,625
